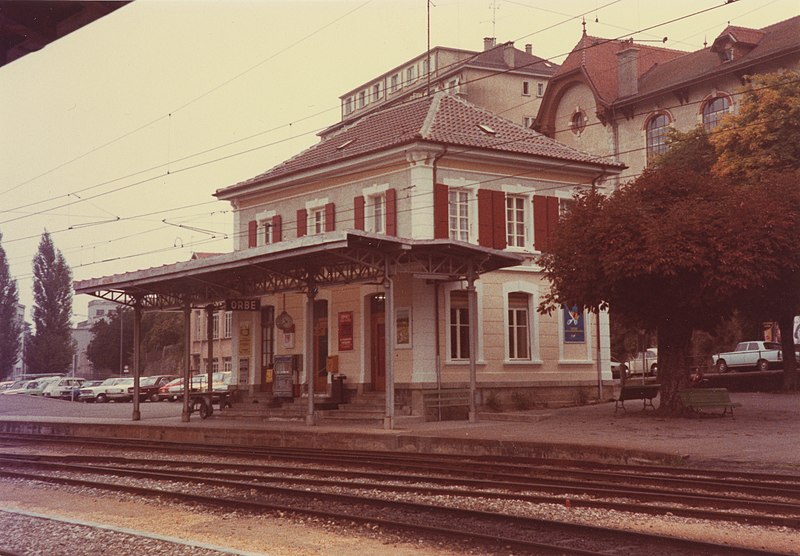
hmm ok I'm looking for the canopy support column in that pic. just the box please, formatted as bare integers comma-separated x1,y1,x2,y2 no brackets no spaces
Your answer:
181,303,192,422
206,304,214,399
467,263,478,423
131,298,142,421
305,281,318,426
383,262,395,430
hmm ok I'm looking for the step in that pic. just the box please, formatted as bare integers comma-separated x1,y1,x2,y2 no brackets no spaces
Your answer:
477,411,553,423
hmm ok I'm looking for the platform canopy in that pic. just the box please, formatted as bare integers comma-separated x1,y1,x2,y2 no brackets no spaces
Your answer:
74,231,525,308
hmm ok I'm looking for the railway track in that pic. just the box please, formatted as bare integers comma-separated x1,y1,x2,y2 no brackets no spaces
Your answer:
0,434,797,554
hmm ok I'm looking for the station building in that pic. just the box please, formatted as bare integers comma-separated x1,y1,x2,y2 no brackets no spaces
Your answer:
75,92,622,427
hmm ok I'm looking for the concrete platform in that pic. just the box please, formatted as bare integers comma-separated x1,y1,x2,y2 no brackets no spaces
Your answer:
1,391,798,473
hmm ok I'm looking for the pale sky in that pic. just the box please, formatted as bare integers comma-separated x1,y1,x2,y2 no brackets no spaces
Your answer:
1,0,797,325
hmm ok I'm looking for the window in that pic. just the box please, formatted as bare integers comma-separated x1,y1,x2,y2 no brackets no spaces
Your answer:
406,65,415,84
537,82,544,96
702,96,731,131
390,74,399,93
223,311,232,339
506,196,526,247
449,291,470,360
262,222,273,245
343,97,353,115
96,309,105,316
507,293,530,360
372,83,381,101
223,357,232,373
523,116,535,128
571,111,587,135
194,310,202,340
422,58,429,75
646,113,670,161
448,189,470,241
522,81,530,96
311,207,325,234
357,90,366,109
211,358,220,373
369,194,385,234
447,78,459,93
212,313,220,340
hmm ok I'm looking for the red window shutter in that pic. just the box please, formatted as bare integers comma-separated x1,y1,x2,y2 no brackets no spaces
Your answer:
325,202,336,232
477,189,493,248
354,196,365,231
433,183,449,239
248,220,257,248
385,188,397,236
533,195,548,251
547,196,560,244
272,214,282,243
492,190,507,250
296,209,307,237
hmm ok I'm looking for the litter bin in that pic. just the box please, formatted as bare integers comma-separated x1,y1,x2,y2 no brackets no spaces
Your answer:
331,374,347,404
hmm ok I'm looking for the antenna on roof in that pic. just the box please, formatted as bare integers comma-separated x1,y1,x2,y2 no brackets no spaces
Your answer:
489,0,500,39
582,17,587,36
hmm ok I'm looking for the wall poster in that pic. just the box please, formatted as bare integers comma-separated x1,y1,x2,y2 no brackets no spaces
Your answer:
338,311,354,351
563,305,585,343
396,307,411,347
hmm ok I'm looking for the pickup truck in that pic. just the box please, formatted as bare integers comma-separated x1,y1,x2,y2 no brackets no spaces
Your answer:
712,341,789,373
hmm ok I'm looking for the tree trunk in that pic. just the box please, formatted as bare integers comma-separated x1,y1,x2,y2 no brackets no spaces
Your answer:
778,314,798,391
656,321,693,415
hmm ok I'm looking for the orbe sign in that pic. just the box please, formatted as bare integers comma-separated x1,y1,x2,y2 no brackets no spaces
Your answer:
225,298,261,311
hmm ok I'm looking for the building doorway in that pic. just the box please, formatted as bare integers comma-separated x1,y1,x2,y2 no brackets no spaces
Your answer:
370,294,386,392
313,299,329,392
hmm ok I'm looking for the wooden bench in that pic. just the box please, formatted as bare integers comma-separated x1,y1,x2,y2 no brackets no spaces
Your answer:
679,388,741,417
614,383,660,413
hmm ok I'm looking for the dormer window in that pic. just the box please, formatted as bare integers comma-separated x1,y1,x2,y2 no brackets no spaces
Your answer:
722,48,734,62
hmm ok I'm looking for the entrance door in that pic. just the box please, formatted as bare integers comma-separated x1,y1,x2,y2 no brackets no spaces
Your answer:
370,294,386,392
260,306,275,393
313,300,329,392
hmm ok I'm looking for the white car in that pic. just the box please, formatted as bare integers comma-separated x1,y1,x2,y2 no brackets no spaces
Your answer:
106,377,135,402
78,377,131,403
712,341,798,373
1,379,34,395
626,348,658,376
43,377,86,399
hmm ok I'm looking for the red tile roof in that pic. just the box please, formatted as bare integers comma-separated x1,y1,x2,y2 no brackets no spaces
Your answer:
217,93,621,195
554,33,683,107
634,16,799,101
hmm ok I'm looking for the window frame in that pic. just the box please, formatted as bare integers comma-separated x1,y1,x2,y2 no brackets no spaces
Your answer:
443,282,484,365
702,95,731,131
505,195,527,248
502,281,541,364
223,311,232,339
522,81,531,96
448,189,471,242
537,82,544,97
507,293,530,361
645,113,671,162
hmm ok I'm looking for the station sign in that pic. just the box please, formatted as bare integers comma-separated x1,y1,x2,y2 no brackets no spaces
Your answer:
225,298,261,311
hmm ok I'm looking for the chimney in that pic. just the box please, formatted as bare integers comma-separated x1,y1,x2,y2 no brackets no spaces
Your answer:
503,42,516,68
525,44,532,55
616,45,639,98
483,37,496,51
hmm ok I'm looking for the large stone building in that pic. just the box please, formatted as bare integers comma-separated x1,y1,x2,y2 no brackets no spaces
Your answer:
72,299,118,378
329,38,558,137
535,16,800,180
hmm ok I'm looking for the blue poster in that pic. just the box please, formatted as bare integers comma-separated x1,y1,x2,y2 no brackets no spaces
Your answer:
563,306,585,343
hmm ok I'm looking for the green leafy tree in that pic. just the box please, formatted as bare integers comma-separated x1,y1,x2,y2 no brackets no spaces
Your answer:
540,129,795,413
26,231,75,373
711,70,800,390
0,232,22,380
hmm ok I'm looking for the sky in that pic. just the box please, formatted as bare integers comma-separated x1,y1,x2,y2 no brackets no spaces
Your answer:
1,0,797,325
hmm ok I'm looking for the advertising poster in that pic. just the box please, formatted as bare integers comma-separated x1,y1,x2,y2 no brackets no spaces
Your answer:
338,311,354,351
563,305,585,343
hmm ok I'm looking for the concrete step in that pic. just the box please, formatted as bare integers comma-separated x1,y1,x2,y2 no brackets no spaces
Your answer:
477,411,552,423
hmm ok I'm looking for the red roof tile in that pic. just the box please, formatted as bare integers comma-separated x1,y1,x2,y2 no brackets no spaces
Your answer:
218,93,621,194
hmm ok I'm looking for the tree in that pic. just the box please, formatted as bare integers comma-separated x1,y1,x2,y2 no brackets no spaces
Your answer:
0,232,22,380
539,129,793,413
711,70,800,390
26,231,75,373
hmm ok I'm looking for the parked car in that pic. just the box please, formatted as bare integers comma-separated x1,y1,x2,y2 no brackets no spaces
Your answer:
106,377,135,402
626,348,658,376
22,376,63,396
66,379,103,401
43,377,86,399
159,377,184,401
0,380,34,395
165,372,233,402
78,377,131,403
0,380,16,391
611,359,629,379
712,341,799,373
128,374,179,402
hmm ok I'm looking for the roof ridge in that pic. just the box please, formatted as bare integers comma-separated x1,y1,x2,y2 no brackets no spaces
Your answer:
419,92,443,138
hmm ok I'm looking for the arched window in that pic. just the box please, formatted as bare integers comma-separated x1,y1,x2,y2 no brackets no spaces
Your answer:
646,113,670,162
702,96,731,131
570,110,587,135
